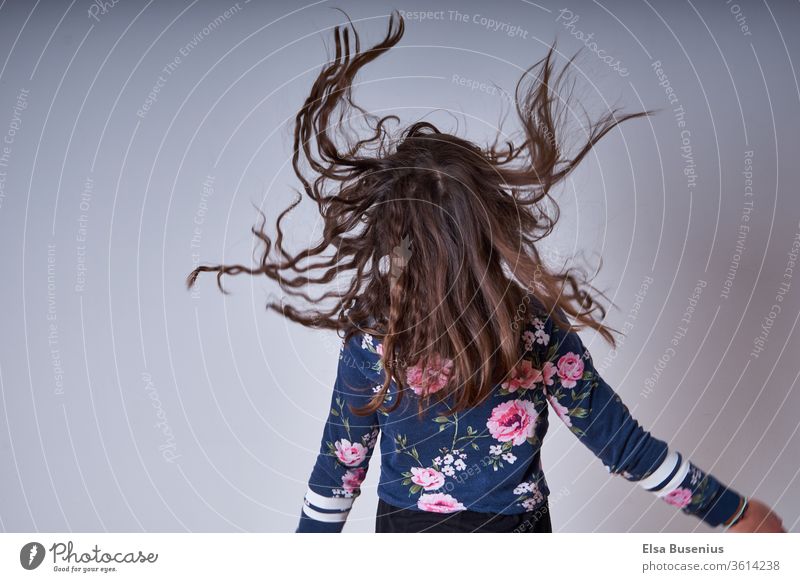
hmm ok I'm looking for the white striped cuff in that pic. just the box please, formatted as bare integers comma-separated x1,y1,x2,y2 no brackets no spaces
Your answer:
637,450,680,491
301,504,350,523
301,488,354,523
304,488,354,511
654,457,690,498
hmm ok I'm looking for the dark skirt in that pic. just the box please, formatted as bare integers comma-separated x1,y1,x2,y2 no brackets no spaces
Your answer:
375,497,552,533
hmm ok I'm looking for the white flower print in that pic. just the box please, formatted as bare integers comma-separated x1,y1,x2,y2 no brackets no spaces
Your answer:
361,428,379,450
454,459,466,471
442,465,455,477
443,454,454,465
513,483,531,495
489,445,503,456
361,334,374,350
522,330,536,351
502,452,517,464
332,488,355,499
515,480,544,510
433,456,442,466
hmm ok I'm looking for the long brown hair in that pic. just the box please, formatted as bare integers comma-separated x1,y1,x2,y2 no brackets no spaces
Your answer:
186,10,651,417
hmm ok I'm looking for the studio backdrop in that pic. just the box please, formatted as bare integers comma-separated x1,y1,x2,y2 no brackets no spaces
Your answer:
0,0,798,533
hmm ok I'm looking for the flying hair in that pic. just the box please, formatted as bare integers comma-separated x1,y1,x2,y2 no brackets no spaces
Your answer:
186,9,653,417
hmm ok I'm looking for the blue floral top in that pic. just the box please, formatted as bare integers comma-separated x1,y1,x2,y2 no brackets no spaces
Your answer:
296,300,745,532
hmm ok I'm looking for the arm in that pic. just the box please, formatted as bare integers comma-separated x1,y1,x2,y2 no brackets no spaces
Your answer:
296,333,381,533
537,309,746,529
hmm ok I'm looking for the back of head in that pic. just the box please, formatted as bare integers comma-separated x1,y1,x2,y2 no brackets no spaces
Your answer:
187,9,649,416
352,123,532,413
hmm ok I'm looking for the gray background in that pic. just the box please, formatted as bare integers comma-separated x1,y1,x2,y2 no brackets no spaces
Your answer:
1,0,799,532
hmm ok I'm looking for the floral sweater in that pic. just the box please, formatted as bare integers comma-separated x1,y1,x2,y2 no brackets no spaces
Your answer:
296,302,746,532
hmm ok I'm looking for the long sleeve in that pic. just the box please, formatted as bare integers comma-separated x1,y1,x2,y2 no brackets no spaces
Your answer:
296,333,381,533
536,309,746,528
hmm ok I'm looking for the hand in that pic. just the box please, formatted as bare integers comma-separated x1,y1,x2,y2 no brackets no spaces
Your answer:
726,498,786,533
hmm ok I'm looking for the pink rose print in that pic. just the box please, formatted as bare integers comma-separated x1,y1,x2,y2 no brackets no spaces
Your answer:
410,467,445,491
334,439,367,466
417,493,466,513
406,353,454,396
663,487,693,508
556,352,584,388
545,393,572,427
541,361,557,387
342,467,367,494
486,399,538,446
502,360,542,393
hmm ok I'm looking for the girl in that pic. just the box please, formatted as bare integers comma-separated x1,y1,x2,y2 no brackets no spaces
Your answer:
187,11,785,533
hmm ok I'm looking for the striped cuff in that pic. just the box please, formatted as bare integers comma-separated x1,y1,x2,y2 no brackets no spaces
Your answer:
637,450,684,493
295,488,355,533
637,449,746,527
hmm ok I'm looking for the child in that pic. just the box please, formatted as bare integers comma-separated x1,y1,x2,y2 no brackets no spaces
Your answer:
187,10,785,534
